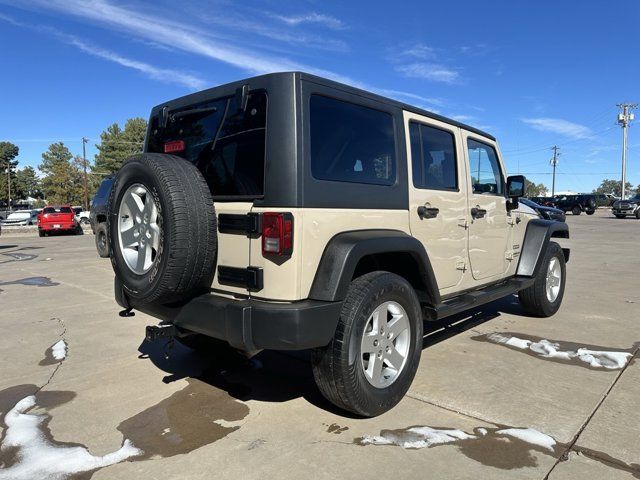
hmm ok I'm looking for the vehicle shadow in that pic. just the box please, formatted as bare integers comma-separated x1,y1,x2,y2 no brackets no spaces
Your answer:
138,336,350,416
422,295,522,349
138,294,527,416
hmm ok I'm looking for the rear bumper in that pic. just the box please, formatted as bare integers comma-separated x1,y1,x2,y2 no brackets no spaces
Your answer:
39,222,77,231
115,278,342,351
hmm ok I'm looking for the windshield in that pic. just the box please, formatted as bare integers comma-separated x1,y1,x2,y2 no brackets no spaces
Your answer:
147,92,267,199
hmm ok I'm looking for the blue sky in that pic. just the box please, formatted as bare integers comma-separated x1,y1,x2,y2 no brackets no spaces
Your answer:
1,0,639,193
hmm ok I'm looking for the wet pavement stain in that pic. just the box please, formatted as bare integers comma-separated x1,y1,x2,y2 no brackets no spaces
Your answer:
0,252,37,264
472,332,638,371
325,423,349,434
117,377,249,459
355,425,565,470
0,276,60,289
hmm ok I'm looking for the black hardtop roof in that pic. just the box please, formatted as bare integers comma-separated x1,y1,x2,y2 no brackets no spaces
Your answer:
154,71,495,141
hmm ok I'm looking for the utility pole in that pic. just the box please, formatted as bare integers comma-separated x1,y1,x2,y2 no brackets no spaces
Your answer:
82,137,89,211
617,103,636,200
550,146,560,197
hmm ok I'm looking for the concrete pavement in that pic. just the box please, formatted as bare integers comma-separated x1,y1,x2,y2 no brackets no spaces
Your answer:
0,210,638,479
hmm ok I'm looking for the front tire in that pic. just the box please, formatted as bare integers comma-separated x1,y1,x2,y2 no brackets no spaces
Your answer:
311,271,423,417
614,214,626,219
586,209,595,215
519,242,566,317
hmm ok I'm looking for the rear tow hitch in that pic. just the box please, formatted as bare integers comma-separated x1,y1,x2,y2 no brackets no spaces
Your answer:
145,324,176,342
119,308,135,317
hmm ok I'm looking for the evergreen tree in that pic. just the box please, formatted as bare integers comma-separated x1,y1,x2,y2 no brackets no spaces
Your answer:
39,142,83,204
93,117,147,175
0,141,19,207
14,166,42,199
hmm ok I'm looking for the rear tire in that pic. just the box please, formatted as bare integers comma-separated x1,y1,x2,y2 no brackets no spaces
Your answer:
614,214,626,219
635,210,640,219
38,230,45,238
571,206,581,215
95,223,110,258
311,271,423,417
519,242,566,317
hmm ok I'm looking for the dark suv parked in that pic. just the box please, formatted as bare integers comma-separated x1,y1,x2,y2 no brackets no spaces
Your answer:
553,194,596,215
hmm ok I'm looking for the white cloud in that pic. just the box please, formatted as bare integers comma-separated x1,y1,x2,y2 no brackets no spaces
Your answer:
521,118,593,139
374,88,445,107
272,12,345,30
18,0,306,75
0,14,207,90
66,36,207,90
450,114,475,122
400,43,436,60
395,63,460,84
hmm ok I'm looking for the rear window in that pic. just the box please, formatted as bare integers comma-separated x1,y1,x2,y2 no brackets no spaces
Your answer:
310,95,396,186
148,92,267,198
43,207,72,214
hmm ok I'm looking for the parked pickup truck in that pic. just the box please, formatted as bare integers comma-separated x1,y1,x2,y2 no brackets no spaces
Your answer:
37,205,81,236
103,72,570,417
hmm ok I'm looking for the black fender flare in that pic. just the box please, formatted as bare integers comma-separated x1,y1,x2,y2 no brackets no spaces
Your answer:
516,219,569,277
308,230,440,305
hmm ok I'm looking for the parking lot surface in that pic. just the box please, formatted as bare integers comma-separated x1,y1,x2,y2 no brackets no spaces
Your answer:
1,210,639,479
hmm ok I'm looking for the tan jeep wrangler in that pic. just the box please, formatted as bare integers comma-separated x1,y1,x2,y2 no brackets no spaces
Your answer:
109,72,569,417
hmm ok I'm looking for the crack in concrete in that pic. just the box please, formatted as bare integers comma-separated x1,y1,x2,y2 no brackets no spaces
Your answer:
405,391,501,428
35,318,67,395
543,346,640,479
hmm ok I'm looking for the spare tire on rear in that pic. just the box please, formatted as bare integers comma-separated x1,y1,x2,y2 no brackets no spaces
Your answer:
108,153,217,304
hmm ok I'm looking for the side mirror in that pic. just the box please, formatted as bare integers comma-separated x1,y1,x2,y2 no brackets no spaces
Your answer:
506,175,526,211
507,175,526,198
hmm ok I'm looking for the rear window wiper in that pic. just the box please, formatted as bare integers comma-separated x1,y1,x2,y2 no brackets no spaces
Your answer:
169,106,218,123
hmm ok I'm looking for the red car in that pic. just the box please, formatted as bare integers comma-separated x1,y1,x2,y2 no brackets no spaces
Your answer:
37,205,80,237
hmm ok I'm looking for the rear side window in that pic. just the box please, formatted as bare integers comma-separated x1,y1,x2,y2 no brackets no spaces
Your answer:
468,139,503,196
148,92,267,198
310,95,396,186
409,122,458,190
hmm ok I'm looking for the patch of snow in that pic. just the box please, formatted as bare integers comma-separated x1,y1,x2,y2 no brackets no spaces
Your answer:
575,349,631,369
213,418,244,428
361,427,476,449
51,340,67,361
477,428,488,436
0,395,142,480
496,428,556,452
486,333,632,370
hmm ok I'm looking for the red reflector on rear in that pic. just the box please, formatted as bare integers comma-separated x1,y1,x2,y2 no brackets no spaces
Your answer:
164,140,185,153
262,212,293,256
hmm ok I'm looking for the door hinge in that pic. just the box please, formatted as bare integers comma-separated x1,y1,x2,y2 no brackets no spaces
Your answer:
456,260,467,271
505,250,520,261
457,218,468,229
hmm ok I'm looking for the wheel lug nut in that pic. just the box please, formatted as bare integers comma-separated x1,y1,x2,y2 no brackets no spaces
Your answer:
373,340,379,347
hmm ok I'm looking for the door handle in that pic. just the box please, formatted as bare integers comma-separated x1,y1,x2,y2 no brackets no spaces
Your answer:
417,206,439,219
470,207,487,219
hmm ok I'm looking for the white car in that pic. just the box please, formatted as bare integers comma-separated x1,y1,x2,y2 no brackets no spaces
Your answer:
73,207,91,226
1,210,39,226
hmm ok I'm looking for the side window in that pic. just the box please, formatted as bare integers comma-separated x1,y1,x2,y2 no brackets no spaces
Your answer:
467,139,503,195
310,95,396,186
409,122,457,190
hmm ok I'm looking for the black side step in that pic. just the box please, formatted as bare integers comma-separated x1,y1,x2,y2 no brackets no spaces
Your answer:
424,276,535,321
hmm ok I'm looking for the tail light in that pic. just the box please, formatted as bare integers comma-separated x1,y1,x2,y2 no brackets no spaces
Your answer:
262,212,293,256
